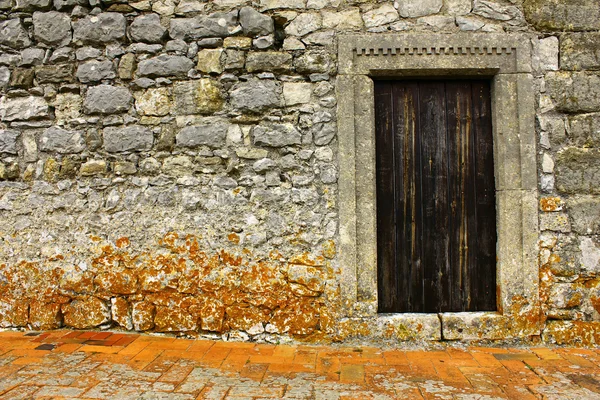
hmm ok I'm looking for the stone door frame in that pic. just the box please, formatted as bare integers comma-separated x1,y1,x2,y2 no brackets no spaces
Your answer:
336,33,540,340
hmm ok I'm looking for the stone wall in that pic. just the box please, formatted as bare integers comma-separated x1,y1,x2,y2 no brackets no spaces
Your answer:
0,0,599,345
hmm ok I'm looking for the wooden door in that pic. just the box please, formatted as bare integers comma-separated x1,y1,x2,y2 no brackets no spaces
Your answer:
375,80,497,313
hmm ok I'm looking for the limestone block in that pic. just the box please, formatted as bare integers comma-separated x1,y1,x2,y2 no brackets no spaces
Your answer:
62,296,110,328
230,80,282,113
472,0,523,21
132,301,155,331
560,33,600,71
20,48,45,66
252,123,302,147
168,11,240,40
0,96,49,121
363,4,399,27
83,85,132,114
136,54,194,78
118,53,136,80
73,13,126,44
442,313,509,340
0,19,32,49
446,0,471,15
223,37,252,49
111,297,133,330
129,14,166,43
76,60,116,83
53,93,82,122
283,82,312,106
539,212,571,233
580,237,600,273
246,52,292,73
29,301,62,330
260,0,305,10
14,0,51,10
285,13,322,36
196,49,223,74
240,6,274,37
80,159,107,176
154,306,197,332
39,126,85,153
33,11,72,47
8,68,34,89
569,196,600,235
0,299,28,328
546,72,600,113
555,148,600,194
523,0,600,32
176,122,228,148
321,8,362,30
0,130,19,154
173,79,223,114
287,264,325,292
537,36,558,71
35,64,75,83
294,50,333,74
135,87,171,116
0,67,8,90
104,126,154,153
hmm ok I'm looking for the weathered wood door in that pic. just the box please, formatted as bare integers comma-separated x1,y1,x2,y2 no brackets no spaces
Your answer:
375,80,497,313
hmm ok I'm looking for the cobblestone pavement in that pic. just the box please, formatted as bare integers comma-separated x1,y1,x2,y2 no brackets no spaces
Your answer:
1,331,600,399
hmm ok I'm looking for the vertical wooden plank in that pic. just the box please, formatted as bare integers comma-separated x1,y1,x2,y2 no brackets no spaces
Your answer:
418,82,449,313
470,80,497,311
394,82,421,313
444,81,472,312
374,81,397,313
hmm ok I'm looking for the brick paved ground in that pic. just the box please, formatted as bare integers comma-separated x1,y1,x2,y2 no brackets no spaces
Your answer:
1,330,600,399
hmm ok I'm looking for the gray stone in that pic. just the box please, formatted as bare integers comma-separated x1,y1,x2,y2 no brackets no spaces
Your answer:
223,49,245,70
547,72,600,113
302,31,334,46
0,96,49,121
165,39,187,53
580,237,600,273
313,123,335,145
285,13,322,37
239,6,274,37
0,19,32,49
35,64,75,83
213,176,237,189
20,48,45,66
322,9,362,30
252,124,302,147
136,55,194,78
283,82,312,106
446,0,472,15
83,85,132,114
48,47,73,63
73,13,126,44
76,60,116,83
76,47,102,61
540,213,571,233
0,67,9,90
197,38,223,48
246,52,292,73
320,164,337,184
230,80,282,113
294,51,334,74
555,148,600,195
253,158,276,173
9,69,34,89
523,0,600,32
456,16,485,31
260,0,304,9
14,0,51,10
569,196,600,235
33,11,72,47
168,12,239,40
253,35,275,50
129,14,167,44
39,126,85,153
473,0,523,21
560,33,600,71
173,79,223,114
176,122,228,148
0,130,19,154
54,0,85,10
567,113,600,148
538,36,559,71
104,126,154,153
397,0,440,18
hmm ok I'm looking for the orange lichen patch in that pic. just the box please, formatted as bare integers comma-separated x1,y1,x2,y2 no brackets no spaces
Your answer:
115,237,130,249
29,299,63,330
540,197,563,212
544,321,600,346
90,235,102,242
591,296,600,314
225,304,270,331
61,296,110,329
289,253,325,267
321,240,336,259
227,233,240,244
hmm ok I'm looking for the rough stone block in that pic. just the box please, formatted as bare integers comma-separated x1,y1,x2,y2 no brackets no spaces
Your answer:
246,52,292,73
230,80,282,113
39,126,85,154
567,113,600,148
539,212,571,233
29,301,62,330
83,85,132,114
542,321,600,346
0,130,19,154
154,306,197,332
445,0,472,15
442,312,508,340
0,96,49,121
0,298,28,328
524,0,600,32
111,297,133,330
134,87,171,116
196,49,223,74
73,13,126,44
8,68,34,89
173,79,223,114
35,64,75,83
547,72,600,113
176,122,228,148
62,296,110,329
240,6,274,37
76,60,116,83
0,19,32,49
33,11,72,47
322,8,362,30
14,0,51,10
252,123,302,147
80,159,107,176
560,33,600,71
104,126,154,153
168,11,239,40
538,36,558,71
0,66,9,90
294,50,333,74
397,0,440,18
132,301,155,331
129,13,166,43
285,13,322,37
283,82,312,106
580,237,600,273
555,148,600,194
569,196,600,235
473,0,523,21
136,54,194,78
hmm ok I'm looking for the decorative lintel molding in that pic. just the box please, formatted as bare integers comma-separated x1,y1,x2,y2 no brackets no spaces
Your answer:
354,46,517,57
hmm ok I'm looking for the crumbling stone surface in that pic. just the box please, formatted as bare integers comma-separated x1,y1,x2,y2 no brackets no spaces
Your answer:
0,0,598,347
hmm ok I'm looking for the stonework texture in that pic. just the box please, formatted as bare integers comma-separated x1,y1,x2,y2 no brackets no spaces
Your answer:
0,0,598,346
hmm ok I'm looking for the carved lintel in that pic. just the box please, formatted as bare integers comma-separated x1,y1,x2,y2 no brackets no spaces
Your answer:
354,46,517,57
